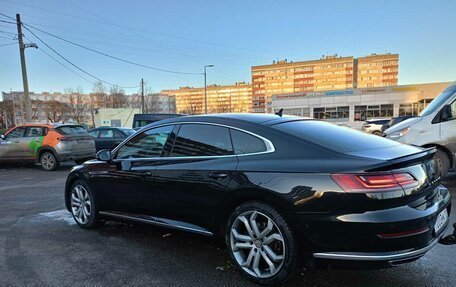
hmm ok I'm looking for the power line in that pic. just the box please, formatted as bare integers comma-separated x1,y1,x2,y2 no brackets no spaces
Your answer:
23,25,140,89
0,20,15,24
0,11,15,20
0,42,16,47
36,45,95,85
25,24,203,75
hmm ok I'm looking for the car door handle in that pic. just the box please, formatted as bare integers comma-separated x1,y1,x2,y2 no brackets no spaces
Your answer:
143,171,153,176
208,172,228,179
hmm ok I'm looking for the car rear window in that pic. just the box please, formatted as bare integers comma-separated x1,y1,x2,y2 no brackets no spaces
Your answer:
273,120,401,153
56,126,88,135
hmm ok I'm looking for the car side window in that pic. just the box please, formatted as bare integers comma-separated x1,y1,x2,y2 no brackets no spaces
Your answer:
89,130,99,137
99,129,114,138
113,129,124,138
6,127,27,138
230,129,267,155
449,100,456,120
115,125,174,159
25,126,44,137
171,124,233,157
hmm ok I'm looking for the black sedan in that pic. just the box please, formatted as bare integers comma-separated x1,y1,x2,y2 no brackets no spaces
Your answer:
65,114,451,285
88,127,135,151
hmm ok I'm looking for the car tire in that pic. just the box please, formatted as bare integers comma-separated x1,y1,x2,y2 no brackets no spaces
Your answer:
434,148,451,178
40,151,60,171
372,130,382,136
70,179,101,229
225,201,298,285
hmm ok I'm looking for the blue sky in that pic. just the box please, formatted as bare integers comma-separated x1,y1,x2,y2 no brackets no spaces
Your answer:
0,0,455,95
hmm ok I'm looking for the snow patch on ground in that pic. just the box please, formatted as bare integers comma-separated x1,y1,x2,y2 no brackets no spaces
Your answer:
39,209,76,225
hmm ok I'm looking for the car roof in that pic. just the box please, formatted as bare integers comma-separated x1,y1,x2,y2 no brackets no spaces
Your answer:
91,126,133,130
15,123,82,128
143,113,308,129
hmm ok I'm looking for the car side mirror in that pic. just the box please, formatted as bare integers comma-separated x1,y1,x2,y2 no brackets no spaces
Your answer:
96,149,111,161
441,105,452,122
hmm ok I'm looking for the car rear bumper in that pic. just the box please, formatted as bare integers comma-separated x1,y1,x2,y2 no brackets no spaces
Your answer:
296,184,451,268
313,230,444,265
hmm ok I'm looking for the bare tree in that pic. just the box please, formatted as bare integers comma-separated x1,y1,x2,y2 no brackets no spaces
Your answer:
31,100,44,120
0,100,15,129
89,81,107,127
108,85,127,108
43,100,69,123
66,87,87,124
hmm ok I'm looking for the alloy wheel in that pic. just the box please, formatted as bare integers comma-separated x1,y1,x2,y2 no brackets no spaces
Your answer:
71,184,92,224
230,211,285,279
41,153,55,170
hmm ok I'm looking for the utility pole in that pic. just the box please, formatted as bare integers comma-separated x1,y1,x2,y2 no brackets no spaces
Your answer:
16,14,32,122
140,78,145,114
203,65,214,114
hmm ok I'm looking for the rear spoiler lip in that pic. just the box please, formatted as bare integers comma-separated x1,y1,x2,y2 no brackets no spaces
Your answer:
368,147,436,172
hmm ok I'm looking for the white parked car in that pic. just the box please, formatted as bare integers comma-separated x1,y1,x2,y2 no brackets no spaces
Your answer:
385,82,456,177
361,119,390,135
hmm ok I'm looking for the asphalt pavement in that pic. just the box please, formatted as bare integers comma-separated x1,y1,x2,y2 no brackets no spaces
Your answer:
1,163,455,287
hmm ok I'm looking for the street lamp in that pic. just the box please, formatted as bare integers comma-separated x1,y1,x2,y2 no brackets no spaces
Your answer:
204,64,214,114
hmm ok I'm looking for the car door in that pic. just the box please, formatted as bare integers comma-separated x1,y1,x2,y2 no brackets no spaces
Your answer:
22,126,47,160
88,129,100,150
152,123,238,231
97,129,117,150
440,99,456,157
90,124,175,215
1,126,27,160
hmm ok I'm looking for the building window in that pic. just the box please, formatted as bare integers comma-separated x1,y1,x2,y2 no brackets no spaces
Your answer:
354,104,393,121
313,106,349,120
399,103,420,116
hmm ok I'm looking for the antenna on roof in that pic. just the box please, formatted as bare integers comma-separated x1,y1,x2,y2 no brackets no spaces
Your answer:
275,108,283,117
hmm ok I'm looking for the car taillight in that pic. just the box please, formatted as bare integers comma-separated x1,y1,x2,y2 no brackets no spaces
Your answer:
331,173,417,193
363,125,371,128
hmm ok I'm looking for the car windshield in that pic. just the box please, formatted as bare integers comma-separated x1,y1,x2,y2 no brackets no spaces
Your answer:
56,125,88,135
273,120,401,153
419,84,456,116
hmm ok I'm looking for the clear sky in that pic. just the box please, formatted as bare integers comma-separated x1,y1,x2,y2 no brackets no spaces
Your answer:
0,0,455,95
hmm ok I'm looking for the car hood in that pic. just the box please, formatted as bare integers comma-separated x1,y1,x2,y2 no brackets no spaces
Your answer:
384,116,422,135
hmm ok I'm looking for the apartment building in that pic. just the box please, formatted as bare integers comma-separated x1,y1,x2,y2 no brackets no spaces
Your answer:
251,53,399,112
162,82,252,114
355,53,399,88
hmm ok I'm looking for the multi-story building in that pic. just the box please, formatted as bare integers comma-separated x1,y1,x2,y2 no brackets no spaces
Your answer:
271,81,450,129
251,53,399,113
129,93,177,114
355,53,399,88
162,82,252,114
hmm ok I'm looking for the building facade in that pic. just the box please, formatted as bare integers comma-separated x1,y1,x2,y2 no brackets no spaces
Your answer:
252,53,399,113
94,108,140,128
129,93,177,114
271,82,450,129
162,82,252,114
